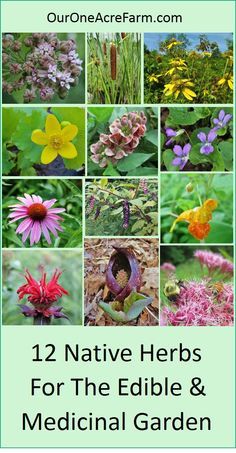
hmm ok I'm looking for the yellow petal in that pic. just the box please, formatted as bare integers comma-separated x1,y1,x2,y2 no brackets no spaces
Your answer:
61,124,78,142
174,89,180,99
31,129,48,145
217,78,225,86
45,114,61,135
228,79,233,90
41,146,58,164
183,88,196,100
58,142,77,159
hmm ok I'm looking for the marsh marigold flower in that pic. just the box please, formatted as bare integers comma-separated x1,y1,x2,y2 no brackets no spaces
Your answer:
17,269,69,322
8,193,65,246
170,199,218,240
31,114,78,164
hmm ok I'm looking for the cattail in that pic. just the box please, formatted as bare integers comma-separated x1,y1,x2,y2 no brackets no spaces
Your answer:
116,269,129,288
121,33,126,40
110,43,117,80
103,42,107,55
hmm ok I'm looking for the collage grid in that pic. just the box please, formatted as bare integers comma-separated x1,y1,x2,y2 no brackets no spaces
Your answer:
1,31,234,327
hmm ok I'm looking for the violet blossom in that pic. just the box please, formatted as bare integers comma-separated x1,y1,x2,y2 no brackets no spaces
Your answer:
197,130,217,155
172,143,191,170
165,127,185,146
213,109,232,130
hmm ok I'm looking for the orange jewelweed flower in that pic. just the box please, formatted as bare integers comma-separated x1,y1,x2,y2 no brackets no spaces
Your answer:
170,199,218,240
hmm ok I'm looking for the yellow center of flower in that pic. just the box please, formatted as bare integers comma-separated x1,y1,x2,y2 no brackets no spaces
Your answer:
49,133,63,150
28,203,47,220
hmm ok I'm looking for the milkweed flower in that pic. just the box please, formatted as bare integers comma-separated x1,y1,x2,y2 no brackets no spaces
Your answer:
194,250,233,275
172,143,191,170
8,193,65,246
170,199,218,240
212,110,232,129
161,280,233,326
31,114,78,164
17,269,69,324
197,129,217,155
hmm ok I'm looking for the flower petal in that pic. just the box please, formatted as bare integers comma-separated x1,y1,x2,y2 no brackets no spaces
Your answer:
45,114,61,135
43,199,57,208
31,129,48,145
223,114,232,125
41,146,58,165
208,130,217,142
197,132,206,143
183,143,191,155
173,145,183,157
165,128,176,137
41,223,52,244
16,218,33,234
218,110,225,121
200,144,214,155
172,157,182,167
58,142,77,159
61,124,78,141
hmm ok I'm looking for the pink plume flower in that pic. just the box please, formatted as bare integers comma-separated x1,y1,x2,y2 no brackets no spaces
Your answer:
194,250,233,275
8,193,65,246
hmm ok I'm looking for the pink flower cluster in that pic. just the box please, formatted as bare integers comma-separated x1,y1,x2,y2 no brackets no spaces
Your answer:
160,262,176,274
91,111,147,168
161,281,234,327
2,33,83,102
194,250,233,275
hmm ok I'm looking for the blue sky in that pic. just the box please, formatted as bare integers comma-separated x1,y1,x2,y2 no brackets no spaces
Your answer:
144,33,233,52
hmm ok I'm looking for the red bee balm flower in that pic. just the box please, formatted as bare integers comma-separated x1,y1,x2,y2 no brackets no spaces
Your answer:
17,269,69,325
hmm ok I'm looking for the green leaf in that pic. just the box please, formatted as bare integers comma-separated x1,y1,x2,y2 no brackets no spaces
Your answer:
88,107,113,123
2,144,15,175
167,107,210,126
117,153,154,172
217,141,233,171
127,167,158,176
145,130,158,146
189,143,225,171
162,149,177,171
131,220,145,232
2,108,24,142
103,161,120,176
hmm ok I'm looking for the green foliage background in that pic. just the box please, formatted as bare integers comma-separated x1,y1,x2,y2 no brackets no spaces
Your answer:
2,179,83,248
2,250,82,325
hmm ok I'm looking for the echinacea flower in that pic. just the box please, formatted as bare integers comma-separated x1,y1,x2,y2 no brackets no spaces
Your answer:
172,143,191,170
31,114,78,164
213,110,232,129
170,199,218,240
197,130,217,155
8,193,65,246
217,73,233,90
165,127,185,146
17,269,69,324
163,79,196,101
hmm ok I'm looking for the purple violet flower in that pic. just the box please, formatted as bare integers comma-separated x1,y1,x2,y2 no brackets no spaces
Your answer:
197,130,217,155
165,127,184,146
172,143,191,170
213,109,232,129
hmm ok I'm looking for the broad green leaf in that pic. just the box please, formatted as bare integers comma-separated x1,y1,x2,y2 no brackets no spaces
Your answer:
145,130,158,146
117,153,154,172
128,167,158,176
131,220,145,232
217,141,233,171
103,161,120,176
162,149,177,171
88,107,113,123
2,144,15,175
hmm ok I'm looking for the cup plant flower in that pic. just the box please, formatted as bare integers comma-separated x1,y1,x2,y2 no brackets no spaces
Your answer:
2,33,83,103
98,247,153,323
17,269,69,325
31,113,78,164
161,250,233,327
8,193,65,246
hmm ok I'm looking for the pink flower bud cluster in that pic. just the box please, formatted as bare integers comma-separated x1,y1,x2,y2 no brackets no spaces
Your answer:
91,111,147,168
161,280,233,327
194,250,233,275
2,33,83,103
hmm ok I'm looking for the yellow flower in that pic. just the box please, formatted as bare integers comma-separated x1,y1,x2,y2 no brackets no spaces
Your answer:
202,51,212,57
217,73,233,90
165,67,185,76
148,73,161,83
166,40,183,50
163,78,197,101
170,199,218,240
169,58,187,67
31,114,78,164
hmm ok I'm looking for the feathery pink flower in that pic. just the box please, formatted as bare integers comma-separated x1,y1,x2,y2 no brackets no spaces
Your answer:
194,250,233,275
8,193,65,246
160,262,176,273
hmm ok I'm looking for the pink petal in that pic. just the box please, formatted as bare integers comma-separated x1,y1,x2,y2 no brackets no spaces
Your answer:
30,221,41,246
22,224,32,243
41,223,52,244
8,213,29,223
16,218,33,234
47,208,65,214
16,197,32,207
46,214,64,221
43,199,57,208
32,194,42,203
42,219,59,237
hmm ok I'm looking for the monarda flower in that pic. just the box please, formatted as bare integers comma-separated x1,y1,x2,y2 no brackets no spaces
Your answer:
31,114,78,164
17,269,69,325
8,194,65,246
90,111,147,168
170,199,218,240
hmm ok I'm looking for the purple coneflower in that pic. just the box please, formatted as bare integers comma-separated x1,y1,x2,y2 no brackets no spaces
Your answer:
197,130,217,155
8,194,65,246
172,143,191,170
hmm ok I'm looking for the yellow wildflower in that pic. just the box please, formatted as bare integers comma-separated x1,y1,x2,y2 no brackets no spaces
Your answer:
202,51,212,57
164,78,197,101
217,73,233,90
148,73,161,83
166,40,183,50
31,114,78,164
170,199,218,240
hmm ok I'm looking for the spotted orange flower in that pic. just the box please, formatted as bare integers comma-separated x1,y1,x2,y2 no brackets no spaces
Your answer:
170,199,218,240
